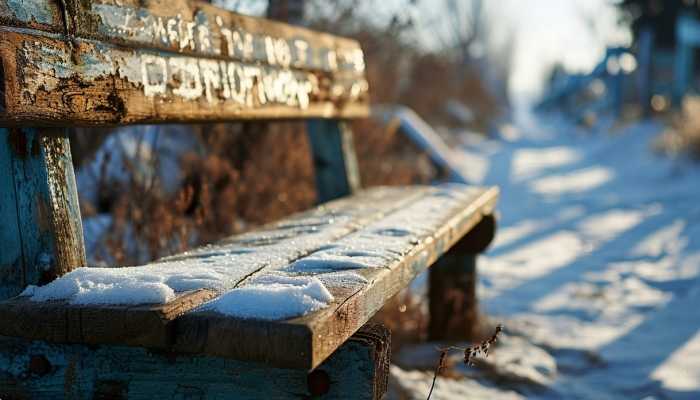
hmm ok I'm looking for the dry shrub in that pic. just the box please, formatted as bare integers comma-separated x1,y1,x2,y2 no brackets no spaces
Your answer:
80,117,434,265
352,118,436,186
654,96,700,158
307,1,501,131
400,54,499,131
193,122,317,228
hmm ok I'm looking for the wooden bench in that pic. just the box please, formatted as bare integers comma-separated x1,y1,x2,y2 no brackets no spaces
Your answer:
0,1,499,398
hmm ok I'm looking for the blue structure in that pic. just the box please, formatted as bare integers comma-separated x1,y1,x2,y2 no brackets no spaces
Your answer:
536,47,633,122
673,14,700,106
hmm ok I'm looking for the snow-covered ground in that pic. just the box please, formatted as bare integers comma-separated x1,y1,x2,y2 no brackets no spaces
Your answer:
391,114,700,399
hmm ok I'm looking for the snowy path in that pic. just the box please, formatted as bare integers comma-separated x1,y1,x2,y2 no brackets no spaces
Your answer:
391,115,700,399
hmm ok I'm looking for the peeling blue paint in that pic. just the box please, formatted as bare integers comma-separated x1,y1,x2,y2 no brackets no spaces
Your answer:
5,0,53,25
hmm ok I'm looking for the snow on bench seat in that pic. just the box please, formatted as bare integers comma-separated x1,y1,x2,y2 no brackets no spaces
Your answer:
0,184,498,369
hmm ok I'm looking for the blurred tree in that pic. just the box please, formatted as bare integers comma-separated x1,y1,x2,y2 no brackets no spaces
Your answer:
619,0,700,48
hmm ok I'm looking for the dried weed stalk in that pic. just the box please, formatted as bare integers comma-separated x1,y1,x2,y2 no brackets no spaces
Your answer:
427,324,503,400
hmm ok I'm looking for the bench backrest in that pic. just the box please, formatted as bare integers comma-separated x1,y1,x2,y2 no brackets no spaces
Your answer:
0,0,369,125
0,0,369,299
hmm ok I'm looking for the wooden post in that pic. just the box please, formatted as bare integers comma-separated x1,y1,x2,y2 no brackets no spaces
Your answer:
266,1,362,205
307,119,361,203
0,128,86,300
0,323,390,400
637,26,654,116
428,214,496,342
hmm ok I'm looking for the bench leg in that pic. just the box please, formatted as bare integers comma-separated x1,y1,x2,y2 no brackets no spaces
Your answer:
0,323,390,400
428,215,496,342
0,128,86,300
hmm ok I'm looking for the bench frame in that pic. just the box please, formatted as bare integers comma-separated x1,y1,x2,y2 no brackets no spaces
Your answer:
0,1,497,398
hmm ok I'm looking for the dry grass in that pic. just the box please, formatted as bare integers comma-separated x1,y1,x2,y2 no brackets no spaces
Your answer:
654,96,700,158
427,325,504,400
76,118,433,265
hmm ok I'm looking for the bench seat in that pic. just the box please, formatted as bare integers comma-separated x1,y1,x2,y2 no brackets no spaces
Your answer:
0,184,497,370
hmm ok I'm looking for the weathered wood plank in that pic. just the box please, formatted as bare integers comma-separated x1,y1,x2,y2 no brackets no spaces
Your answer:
75,0,364,71
0,323,390,400
0,128,86,300
307,119,361,203
0,185,497,370
0,187,427,348
0,0,369,126
174,185,499,369
0,0,63,32
0,0,365,73
0,28,368,126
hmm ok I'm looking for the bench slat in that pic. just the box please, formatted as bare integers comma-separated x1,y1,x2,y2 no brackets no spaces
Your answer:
0,0,368,126
0,186,428,347
175,185,498,369
0,184,497,370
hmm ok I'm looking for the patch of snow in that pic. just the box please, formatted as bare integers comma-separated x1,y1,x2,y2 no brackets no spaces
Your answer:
652,328,700,391
482,231,585,286
475,334,558,388
388,365,525,400
577,208,646,243
632,219,687,258
511,146,581,181
506,313,644,351
533,277,670,319
204,275,333,320
491,220,543,249
81,214,114,266
19,285,37,297
28,267,176,305
77,125,201,207
315,271,369,290
530,166,613,196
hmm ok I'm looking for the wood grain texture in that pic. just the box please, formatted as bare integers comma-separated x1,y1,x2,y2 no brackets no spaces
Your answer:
0,187,427,349
0,185,497,369
0,128,86,300
0,0,369,126
0,323,390,400
174,185,499,369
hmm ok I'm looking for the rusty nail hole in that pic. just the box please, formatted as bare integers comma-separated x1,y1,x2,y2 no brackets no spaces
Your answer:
307,369,331,396
28,355,51,376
